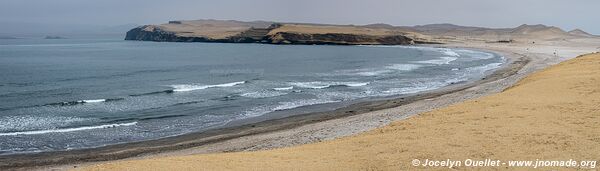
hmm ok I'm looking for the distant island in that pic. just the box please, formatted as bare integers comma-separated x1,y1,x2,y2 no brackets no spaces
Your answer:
125,19,597,45
44,36,67,39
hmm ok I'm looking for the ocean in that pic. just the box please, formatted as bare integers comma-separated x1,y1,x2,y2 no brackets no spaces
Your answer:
0,37,504,155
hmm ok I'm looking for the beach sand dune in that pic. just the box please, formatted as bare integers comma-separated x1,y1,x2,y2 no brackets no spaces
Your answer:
78,53,600,170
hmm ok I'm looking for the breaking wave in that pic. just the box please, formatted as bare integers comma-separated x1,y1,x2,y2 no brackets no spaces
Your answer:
273,86,294,91
0,122,138,136
44,98,124,107
170,81,246,92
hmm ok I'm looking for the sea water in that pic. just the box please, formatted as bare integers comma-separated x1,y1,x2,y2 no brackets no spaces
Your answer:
0,37,504,154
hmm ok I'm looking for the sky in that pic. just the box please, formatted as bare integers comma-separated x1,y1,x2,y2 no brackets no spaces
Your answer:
1,0,599,35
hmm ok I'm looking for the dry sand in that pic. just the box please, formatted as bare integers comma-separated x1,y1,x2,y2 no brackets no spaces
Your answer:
75,40,600,170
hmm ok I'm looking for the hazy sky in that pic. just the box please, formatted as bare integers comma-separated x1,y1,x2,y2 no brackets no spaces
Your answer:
1,0,599,34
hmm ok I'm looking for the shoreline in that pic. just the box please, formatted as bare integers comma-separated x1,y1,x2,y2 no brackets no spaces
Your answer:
83,52,600,171
0,45,528,170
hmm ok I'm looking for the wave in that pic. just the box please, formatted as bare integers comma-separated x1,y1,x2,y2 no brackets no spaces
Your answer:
345,64,421,77
465,62,503,72
291,81,369,89
273,99,339,111
0,122,138,136
440,48,460,57
344,82,370,87
171,81,246,92
358,45,478,59
0,116,89,133
355,70,393,76
243,99,340,117
385,64,422,71
129,90,175,97
43,98,124,107
129,81,246,97
382,81,444,95
415,57,458,65
455,49,495,59
240,91,287,98
273,86,294,91
82,99,106,103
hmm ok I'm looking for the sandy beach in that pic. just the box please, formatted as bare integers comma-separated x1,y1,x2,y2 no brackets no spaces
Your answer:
73,41,600,170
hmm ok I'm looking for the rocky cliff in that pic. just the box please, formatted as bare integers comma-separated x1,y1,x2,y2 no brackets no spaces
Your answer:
125,20,418,45
267,32,413,45
127,19,595,44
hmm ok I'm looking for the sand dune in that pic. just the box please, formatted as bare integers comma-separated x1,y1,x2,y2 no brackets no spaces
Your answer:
78,52,600,170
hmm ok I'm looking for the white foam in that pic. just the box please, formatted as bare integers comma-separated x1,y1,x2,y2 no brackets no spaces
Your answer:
358,45,503,62
383,86,434,95
291,82,330,89
242,99,339,117
465,63,503,72
345,82,370,87
273,86,294,91
273,99,339,111
415,57,458,65
385,64,422,71
171,81,246,92
440,48,460,57
240,91,287,98
242,106,273,117
455,49,495,59
355,70,393,76
0,122,138,136
381,80,448,95
81,99,106,103
0,116,89,133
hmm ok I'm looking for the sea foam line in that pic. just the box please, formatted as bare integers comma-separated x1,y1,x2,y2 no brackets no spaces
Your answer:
415,57,458,65
171,81,246,92
0,122,138,136
80,99,106,103
273,86,294,91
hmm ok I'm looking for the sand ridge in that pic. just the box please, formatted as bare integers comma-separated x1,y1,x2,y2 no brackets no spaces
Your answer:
77,51,600,170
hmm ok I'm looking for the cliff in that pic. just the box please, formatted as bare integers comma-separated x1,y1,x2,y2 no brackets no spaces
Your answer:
125,20,597,44
125,20,420,45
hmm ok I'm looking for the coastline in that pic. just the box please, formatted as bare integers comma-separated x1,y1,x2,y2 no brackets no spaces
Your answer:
84,51,600,171
0,45,527,170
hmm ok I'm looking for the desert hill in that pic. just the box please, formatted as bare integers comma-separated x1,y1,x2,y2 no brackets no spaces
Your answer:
568,28,596,37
